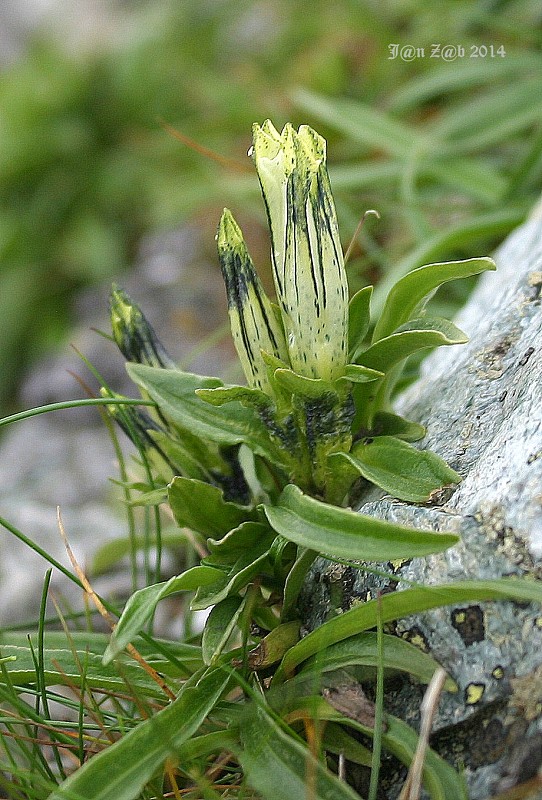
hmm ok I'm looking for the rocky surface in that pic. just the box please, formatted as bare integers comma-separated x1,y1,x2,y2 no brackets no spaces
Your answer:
300,208,542,797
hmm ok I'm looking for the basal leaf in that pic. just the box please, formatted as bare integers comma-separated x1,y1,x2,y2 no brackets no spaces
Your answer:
191,558,266,611
262,484,458,562
275,578,542,680
202,595,244,665
104,566,222,662
239,702,361,800
300,631,457,691
168,476,254,538
127,364,284,465
342,437,461,502
148,428,213,481
373,257,496,342
379,714,468,800
348,285,373,361
48,668,230,800
175,728,239,763
91,530,186,575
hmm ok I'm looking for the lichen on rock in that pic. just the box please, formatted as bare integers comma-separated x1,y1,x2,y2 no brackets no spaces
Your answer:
299,208,542,798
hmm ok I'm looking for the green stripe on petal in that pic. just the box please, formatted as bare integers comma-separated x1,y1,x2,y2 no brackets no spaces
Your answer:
252,121,348,382
217,208,290,393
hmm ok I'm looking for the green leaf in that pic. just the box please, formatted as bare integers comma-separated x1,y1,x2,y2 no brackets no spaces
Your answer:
430,78,542,152
207,521,276,565
321,723,373,767
0,631,201,697
359,319,468,373
196,384,272,410
348,285,373,361
373,257,496,342
388,55,542,113
340,437,461,502
175,728,240,764
275,578,542,680
337,710,468,800
262,484,458,562
300,632,456,691
341,363,384,384
239,702,362,800
379,714,468,800
202,595,245,665
124,487,168,506
48,668,230,800
193,525,274,610
148,428,214,481
278,693,465,799
370,411,426,442
274,368,336,398
104,566,222,663
248,621,301,670
168,476,253,538
282,547,317,620
127,364,284,465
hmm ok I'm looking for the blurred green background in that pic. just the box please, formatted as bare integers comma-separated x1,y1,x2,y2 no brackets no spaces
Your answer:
1,0,542,413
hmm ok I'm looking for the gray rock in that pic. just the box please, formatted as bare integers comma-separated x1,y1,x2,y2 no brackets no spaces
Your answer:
300,210,542,798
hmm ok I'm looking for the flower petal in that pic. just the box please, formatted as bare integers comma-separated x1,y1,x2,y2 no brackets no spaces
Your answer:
252,122,348,381
217,208,290,392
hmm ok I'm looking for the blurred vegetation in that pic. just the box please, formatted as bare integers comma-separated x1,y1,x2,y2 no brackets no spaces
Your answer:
1,0,542,412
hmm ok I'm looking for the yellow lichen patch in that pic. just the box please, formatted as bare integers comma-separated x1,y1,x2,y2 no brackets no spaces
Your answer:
491,666,504,680
465,682,486,705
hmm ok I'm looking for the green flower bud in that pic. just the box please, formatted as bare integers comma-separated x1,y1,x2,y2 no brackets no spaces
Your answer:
110,286,174,368
217,209,290,393
252,121,348,382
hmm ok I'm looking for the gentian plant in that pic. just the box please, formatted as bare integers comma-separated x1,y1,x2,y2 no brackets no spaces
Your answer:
102,121,499,660
51,121,507,799
106,121,494,617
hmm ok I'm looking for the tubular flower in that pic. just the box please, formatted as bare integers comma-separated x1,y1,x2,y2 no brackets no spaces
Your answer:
252,121,349,382
217,208,290,393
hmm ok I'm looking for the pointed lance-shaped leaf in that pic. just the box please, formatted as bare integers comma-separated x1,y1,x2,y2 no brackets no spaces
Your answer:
217,209,289,394
252,121,348,382
110,285,175,368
